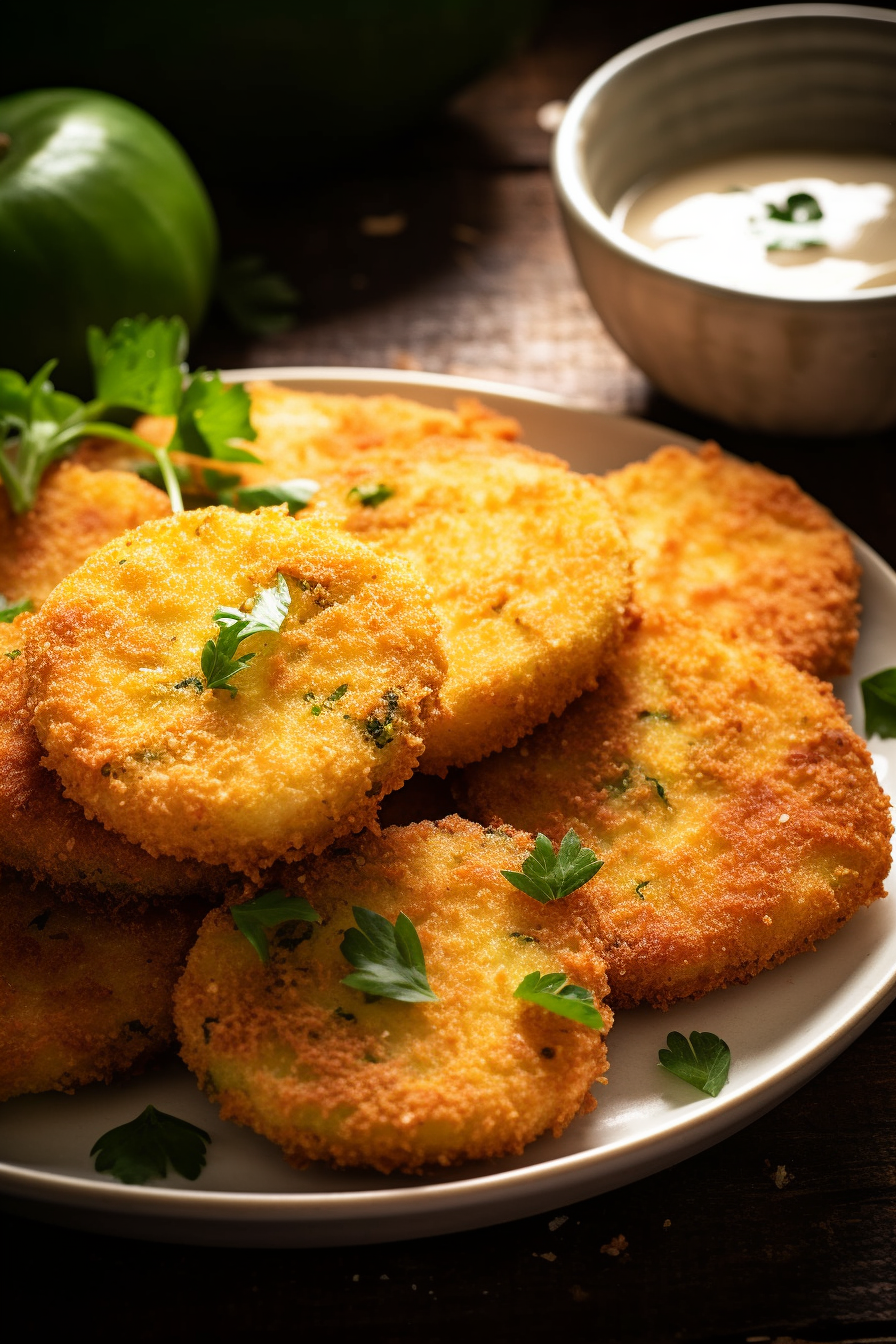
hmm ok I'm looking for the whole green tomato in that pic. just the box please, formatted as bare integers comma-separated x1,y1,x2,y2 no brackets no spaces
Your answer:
0,89,218,390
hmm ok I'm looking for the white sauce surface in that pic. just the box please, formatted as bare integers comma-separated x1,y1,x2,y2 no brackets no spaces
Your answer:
614,152,896,297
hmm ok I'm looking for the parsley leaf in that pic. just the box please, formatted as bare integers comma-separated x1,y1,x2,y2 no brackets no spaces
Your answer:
348,482,394,507
765,191,823,224
87,315,187,414
341,907,438,1003
3,649,21,660
231,479,319,514
501,829,602,903
231,888,321,964
514,971,604,1030
201,573,291,696
658,1030,731,1097
364,689,398,749
0,595,32,623
217,254,300,336
170,372,260,463
90,1104,210,1185
862,668,896,739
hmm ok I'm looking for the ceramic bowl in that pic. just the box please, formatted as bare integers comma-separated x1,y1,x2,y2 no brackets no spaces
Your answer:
553,4,896,435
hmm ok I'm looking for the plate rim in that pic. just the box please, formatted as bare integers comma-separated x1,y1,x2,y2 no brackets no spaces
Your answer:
2,367,893,1232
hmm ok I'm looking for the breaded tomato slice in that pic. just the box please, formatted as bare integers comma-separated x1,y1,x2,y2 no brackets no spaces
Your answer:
0,461,169,611
76,384,520,487
459,613,892,1009
310,439,632,774
604,443,861,677
175,817,610,1174
0,618,233,907
28,509,446,874
0,868,204,1101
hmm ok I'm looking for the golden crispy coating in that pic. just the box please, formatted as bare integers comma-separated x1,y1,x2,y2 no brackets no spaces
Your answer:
0,868,204,1101
0,461,169,610
0,619,233,906
75,384,520,487
28,509,446,874
459,614,892,1008
175,817,610,1173
310,438,632,774
604,443,861,677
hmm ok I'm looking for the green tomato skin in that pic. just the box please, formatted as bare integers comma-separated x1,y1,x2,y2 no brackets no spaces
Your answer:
0,89,218,391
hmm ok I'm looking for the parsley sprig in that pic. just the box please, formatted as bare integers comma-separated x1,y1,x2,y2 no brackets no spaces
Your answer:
348,482,394,508
231,888,321,964
201,573,291,696
514,972,604,1030
0,316,259,516
341,907,438,1003
0,596,31,623
658,1030,731,1098
861,668,896,739
501,829,602,903
90,1104,210,1185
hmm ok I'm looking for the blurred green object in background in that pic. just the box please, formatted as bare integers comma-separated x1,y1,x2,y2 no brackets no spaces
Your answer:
0,90,218,391
2,0,549,177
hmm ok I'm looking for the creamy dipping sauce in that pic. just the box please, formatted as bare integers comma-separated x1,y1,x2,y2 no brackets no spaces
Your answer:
613,151,896,297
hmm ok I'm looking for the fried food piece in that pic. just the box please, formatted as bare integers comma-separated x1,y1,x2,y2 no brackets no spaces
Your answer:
0,868,205,1101
310,439,632,773
459,613,892,1008
76,384,520,487
604,443,861,677
0,618,233,906
175,817,610,1174
28,509,446,874
0,461,169,610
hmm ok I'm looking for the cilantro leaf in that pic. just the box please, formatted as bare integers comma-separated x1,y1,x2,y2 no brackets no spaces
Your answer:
862,668,896,739
501,829,602,903
90,1104,210,1185
348,482,394,507
170,372,260,463
231,888,321,964
514,971,604,1030
87,315,187,414
0,595,32,623
658,1030,731,1097
341,907,438,1003
201,574,291,695
232,479,319,514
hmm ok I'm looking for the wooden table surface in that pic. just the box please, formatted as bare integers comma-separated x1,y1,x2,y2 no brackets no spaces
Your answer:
5,4,896,1339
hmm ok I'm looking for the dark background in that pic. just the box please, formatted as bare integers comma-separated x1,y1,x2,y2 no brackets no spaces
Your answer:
5,3,896,1339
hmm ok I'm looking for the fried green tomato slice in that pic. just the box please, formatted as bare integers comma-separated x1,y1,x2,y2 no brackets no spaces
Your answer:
27,509,446,874
459,614,892,1009
310,439,633,774
0,868,205,1101
0,461,169,611
604,443,861,677
76,384,520,488
0,618,233,907
174,817,611,1174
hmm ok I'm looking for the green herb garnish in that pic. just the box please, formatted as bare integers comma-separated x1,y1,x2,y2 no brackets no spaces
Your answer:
231,888,321,964
0,316,259,517
514,972,604,1030
364,689,398,749
635,880,651,899
3,649,21,660
658,1030,731,1098
348,482,394,508
861,668,896,739
90,1104,210,1185
0,596,32,623
501,829,601,904
341,907,438,1003
201,573,291,696
765,192,823,224
231,479,319,515
645,775,670,806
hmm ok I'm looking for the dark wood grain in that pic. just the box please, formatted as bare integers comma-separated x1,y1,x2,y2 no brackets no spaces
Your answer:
4,3,896,1339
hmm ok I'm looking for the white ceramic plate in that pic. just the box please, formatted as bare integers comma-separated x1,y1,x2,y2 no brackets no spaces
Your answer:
1,369,894,1248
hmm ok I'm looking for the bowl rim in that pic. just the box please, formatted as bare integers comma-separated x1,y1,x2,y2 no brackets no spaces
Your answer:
553,2,896,307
